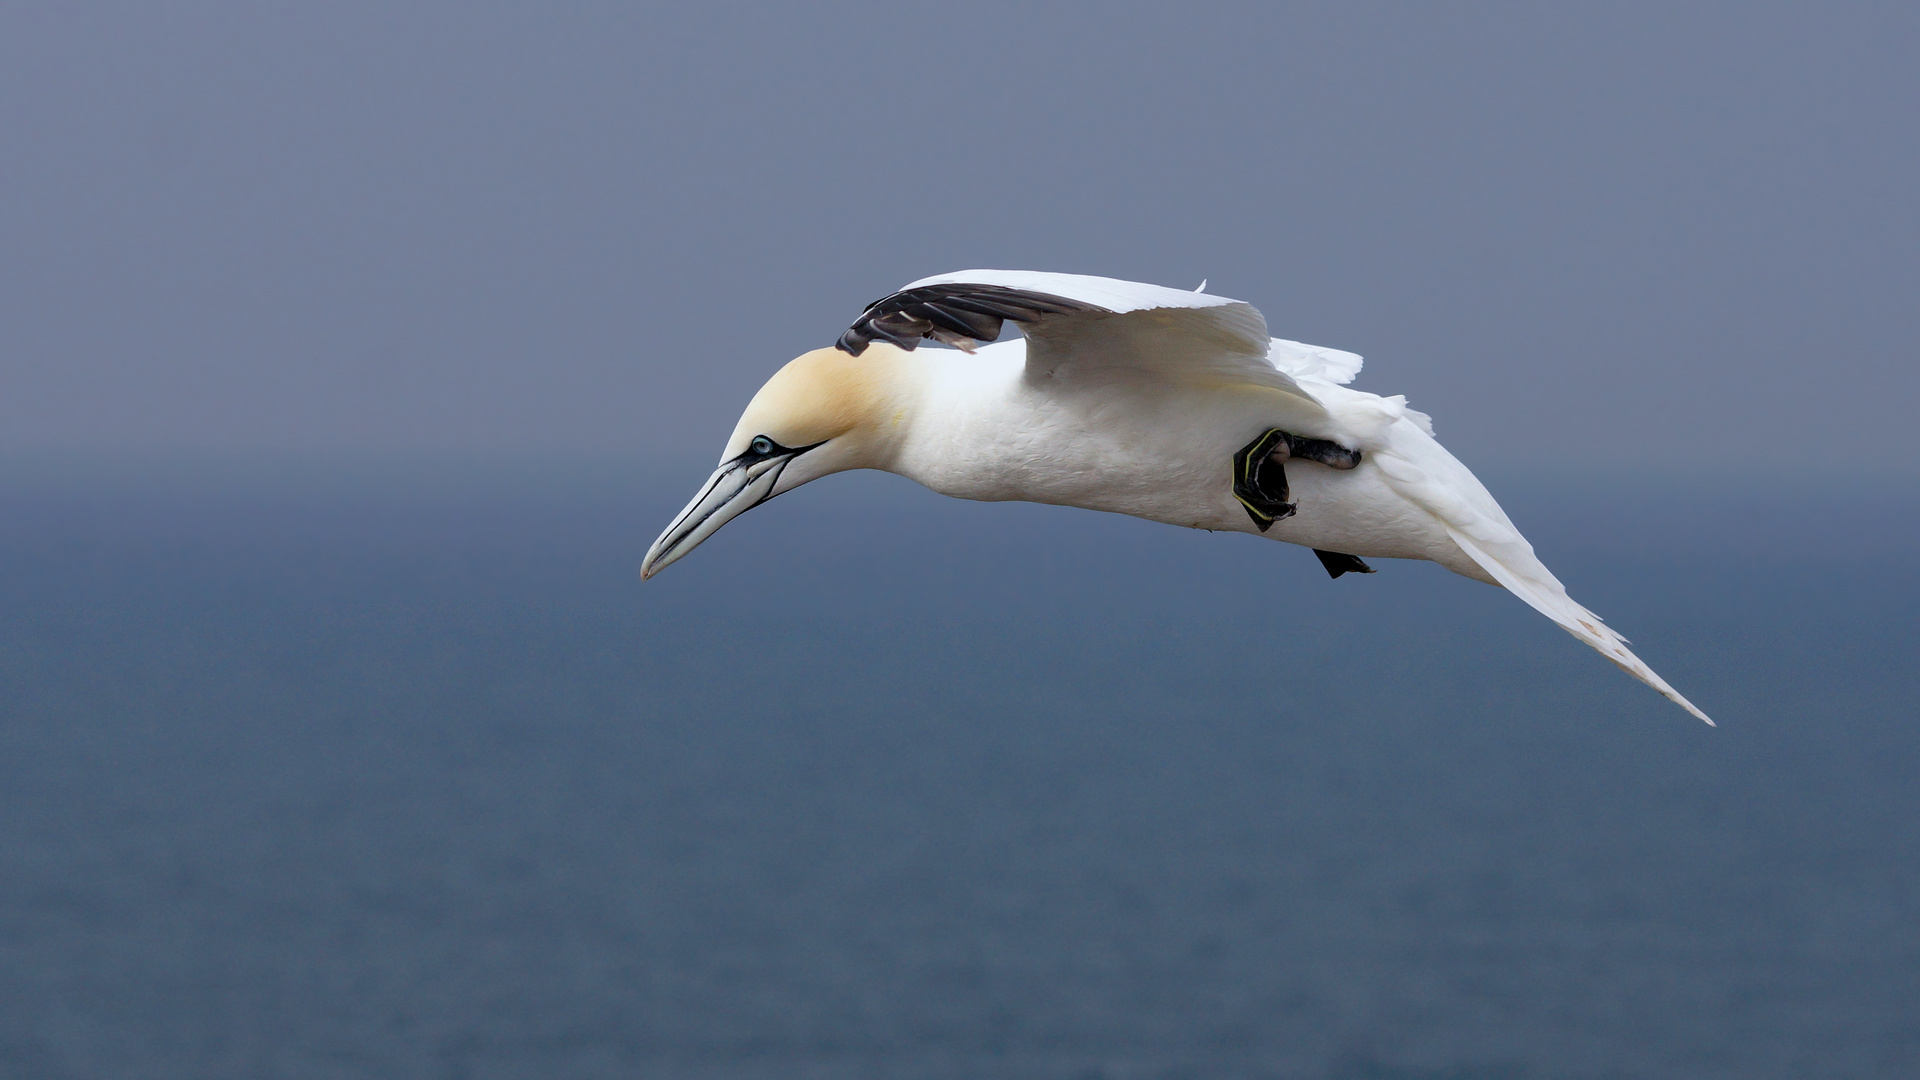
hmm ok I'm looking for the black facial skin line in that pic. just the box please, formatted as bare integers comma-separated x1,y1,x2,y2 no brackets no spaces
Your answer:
661,436,831,556
726,436,829,508
1231,428,1373,578
736,434,825,465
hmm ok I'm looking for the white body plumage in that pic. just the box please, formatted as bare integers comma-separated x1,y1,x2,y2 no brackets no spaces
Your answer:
891,339,1477,575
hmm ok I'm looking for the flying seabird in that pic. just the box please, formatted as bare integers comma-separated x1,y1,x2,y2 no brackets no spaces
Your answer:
641,270,1712,724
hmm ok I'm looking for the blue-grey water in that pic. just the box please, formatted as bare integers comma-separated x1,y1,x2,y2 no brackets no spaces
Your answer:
0,463,1914,1079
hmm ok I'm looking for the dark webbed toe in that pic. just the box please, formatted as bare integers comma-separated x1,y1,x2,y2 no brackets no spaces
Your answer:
1286,435,1363,470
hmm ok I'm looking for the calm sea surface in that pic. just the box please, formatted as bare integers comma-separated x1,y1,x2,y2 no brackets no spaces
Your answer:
0,462,1914,1079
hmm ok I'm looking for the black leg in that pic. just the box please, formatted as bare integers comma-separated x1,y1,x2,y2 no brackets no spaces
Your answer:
1313,549,1375,578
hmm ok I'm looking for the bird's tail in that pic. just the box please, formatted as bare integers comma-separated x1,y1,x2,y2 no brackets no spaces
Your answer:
1369,418,1713,725
1443,525,1713,725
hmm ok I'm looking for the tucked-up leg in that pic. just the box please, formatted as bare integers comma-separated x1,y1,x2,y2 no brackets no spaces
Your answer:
1232,428,1364,532
1233,429,1295,531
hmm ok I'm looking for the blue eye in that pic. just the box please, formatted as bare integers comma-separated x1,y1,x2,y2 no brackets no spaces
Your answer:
749,436,775,456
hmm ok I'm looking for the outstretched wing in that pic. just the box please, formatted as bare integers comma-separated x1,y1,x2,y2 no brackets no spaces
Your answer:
839,270,1323,406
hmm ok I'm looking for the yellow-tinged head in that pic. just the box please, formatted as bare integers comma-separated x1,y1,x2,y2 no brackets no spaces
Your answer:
719,347,894,459
642,345,911,579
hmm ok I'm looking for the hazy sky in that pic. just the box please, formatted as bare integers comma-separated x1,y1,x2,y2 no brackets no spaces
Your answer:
3,3,1915,474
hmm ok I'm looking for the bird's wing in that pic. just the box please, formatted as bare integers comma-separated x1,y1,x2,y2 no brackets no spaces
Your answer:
838,270,1324,408
1268,337,1364,385
1368,417,1713,724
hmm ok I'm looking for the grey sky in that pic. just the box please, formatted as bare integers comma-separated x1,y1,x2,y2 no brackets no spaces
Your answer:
3,2,1914,474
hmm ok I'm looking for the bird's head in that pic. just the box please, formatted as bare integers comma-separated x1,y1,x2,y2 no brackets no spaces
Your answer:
641,345,907,579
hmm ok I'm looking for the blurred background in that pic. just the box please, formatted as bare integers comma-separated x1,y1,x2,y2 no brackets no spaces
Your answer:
1,3,1915,1078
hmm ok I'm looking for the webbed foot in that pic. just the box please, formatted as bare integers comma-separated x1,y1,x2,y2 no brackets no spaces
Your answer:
1232,429,1363,532
1232,429,1294,531
1286,435,1362,471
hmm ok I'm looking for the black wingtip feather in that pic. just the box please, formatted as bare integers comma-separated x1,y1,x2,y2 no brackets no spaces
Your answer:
836,282,1106,355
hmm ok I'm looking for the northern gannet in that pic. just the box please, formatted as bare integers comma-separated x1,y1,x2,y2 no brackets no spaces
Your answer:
642,270,1712,724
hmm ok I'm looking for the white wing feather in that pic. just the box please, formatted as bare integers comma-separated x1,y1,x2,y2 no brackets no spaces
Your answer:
904,269,1250,318
903,270,1324,408
1268,337,1364,385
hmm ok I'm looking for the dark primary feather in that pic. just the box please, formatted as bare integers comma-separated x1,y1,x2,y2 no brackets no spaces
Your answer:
837,283,1104,355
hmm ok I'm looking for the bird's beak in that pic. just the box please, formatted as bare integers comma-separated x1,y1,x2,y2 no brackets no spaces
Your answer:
641,448,805,580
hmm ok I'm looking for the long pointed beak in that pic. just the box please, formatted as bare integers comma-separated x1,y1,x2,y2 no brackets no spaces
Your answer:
641,452,796,580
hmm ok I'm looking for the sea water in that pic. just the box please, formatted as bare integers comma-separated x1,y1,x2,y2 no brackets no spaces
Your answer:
0,461,1914,1079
